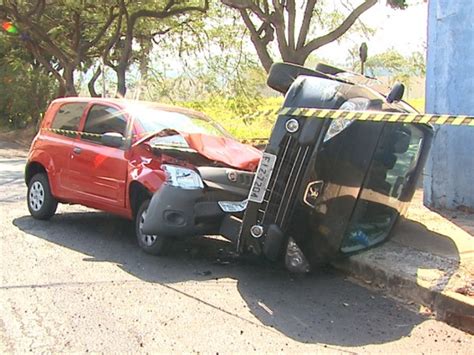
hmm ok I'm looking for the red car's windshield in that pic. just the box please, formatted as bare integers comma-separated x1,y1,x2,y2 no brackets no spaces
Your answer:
127,105,231,140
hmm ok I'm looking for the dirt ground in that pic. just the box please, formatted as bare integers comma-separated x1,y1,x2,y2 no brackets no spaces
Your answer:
0,126,35,158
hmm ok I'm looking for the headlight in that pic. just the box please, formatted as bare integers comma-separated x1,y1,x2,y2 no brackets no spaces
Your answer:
323,98,371,142
162,165,204,190
218,200,248,213
285,237,310,273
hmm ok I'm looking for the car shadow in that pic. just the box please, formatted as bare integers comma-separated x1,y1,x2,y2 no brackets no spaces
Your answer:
13,211,428,347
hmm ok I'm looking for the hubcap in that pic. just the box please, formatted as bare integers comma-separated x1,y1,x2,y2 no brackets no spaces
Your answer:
29,181,45,212
139,209,158,246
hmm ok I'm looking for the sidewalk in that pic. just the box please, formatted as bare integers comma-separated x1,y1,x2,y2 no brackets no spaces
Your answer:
332,189,474,333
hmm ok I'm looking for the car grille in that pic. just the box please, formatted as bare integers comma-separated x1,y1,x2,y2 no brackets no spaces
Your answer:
257,135,313,232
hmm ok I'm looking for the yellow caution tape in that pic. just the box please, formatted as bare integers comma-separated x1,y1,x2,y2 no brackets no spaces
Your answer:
278,108,474,127
43,107,472,148
44,128,104,138
240,138,269,145
242,109,279,124
236,107,474,128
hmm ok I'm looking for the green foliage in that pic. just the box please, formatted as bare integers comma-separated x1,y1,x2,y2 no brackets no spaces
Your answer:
130,2,272,110
145,2,259,97
407,98,425,112
0,36,56,128
180,96,283,139
130,2,282,139
387,0,408,10
364,48,425,84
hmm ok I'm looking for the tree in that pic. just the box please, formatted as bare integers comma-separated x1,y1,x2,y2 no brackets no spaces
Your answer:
0,0,121,96
132,1,272,117
146,2,265,98
101,0,209,96
222,0,408,72
0,0,209,97
0,35,56,127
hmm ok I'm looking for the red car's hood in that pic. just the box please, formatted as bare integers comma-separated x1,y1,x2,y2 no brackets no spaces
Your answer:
135,131,262,171
180,132,262,171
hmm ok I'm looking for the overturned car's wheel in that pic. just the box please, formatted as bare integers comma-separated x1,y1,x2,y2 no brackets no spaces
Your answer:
27,173,58,220
136,199,168,255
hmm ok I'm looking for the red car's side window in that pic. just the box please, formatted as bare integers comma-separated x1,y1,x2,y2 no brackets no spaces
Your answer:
81,105,127,144
51,103,87,136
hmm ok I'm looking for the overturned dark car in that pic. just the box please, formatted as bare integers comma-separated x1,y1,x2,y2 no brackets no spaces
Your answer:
143,63,433,272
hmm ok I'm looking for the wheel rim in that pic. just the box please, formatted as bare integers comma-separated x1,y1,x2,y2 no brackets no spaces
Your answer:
29,181,45,212
138,209,158,246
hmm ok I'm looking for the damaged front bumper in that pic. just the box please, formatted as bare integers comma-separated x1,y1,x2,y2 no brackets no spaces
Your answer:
142,166,253,241
142,184,224,238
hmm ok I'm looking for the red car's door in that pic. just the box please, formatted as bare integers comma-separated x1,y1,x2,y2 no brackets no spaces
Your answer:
67,103,129,209
39,102,88,199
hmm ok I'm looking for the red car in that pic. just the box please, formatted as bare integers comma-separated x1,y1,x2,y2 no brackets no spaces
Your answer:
25,98,260,253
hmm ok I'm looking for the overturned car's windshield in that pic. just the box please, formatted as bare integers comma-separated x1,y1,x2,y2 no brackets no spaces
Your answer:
128,105,230,138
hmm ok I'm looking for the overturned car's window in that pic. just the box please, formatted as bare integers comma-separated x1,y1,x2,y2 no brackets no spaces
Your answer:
341,124,424,253
128,106,229,139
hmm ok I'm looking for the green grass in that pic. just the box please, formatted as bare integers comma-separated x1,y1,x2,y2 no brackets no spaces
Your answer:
180,97,283,139
407,98,425,112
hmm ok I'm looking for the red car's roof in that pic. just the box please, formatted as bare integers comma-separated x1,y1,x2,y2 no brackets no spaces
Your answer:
51,97,210,121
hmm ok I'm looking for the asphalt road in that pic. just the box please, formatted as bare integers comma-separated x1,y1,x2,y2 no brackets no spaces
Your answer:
0,154,472,353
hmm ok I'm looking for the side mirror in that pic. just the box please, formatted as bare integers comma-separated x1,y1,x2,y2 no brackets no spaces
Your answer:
387,82,405,103
101,132,124,148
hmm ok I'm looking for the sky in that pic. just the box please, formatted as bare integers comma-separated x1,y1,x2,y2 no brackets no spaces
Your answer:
317,0,428,65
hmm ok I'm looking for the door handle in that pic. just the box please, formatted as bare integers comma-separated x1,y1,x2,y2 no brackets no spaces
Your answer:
73,147,82,155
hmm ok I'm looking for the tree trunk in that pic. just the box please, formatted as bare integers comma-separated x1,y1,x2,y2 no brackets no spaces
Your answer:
224,0,378,73
63,66,77,97
57,84,66,98
116,63,127,97
88,66,102,97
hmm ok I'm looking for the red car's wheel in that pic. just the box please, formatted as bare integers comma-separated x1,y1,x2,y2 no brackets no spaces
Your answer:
135,199,169,255
27,173,58,220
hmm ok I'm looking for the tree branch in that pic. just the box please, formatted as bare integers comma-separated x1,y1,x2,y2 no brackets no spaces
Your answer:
270,0,289,60
72,11,81,55
82,7,118,52
25,0,46,17
6,3,71,63
239,9,273,72
102,10,124,71
221,0,270,22
88,65,102,97
286,0,296,51
302,0,376,58
25,41,65,90
296,0,317,49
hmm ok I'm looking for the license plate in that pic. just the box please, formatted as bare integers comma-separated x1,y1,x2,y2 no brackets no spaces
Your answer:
248,152,277,203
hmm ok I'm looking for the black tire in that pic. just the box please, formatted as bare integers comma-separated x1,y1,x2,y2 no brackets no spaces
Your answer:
135,199,168,255
27,173,58,220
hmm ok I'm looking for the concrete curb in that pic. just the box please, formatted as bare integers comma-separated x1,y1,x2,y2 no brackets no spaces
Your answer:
332,251,474,334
